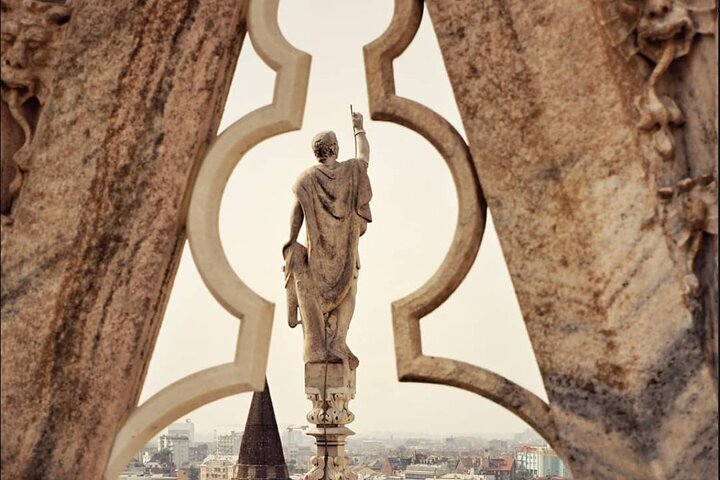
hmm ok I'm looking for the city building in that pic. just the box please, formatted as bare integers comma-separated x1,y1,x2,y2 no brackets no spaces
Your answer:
293,445,313,473
283,425,309,472
168,419,196,444
159,434,191,467
405,464,449,480
119,475,178,480
413,453,428,464
200,454,236,480
148,449,175,474
191,443,210,463
368,459,385,472
351,466,378,480
487,440,509,457
217,431,243,457
514,445,571,478
514,446,539,477
381,456,412,476
440,474,495,480
479,457,514,480
135,443,158,464
454,457,480,474
119,460,148,478
286,428,304,445
130,427,571,480
536,448,570,478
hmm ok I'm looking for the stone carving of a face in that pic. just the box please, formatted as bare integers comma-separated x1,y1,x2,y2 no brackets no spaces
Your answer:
618,0,695,61
595,0,715,162
598,0,715,63
1,0,70,109
1,0,70,218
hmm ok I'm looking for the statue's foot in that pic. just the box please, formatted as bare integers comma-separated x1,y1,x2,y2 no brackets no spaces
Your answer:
323,348,344,364
329,341,359,369
347,352,359,370
304,348,343,365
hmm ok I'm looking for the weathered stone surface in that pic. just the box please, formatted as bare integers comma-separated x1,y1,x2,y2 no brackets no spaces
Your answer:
426,0,717,478
0,1,249,478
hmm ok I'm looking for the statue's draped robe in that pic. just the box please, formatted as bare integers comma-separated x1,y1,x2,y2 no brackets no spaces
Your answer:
293,158,372,314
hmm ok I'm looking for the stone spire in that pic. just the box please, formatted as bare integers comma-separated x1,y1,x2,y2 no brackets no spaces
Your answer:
233,380,290,480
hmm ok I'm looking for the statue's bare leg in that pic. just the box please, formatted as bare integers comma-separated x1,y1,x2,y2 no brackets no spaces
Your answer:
331,277,359,369
287,243,327,364
295,276,327,363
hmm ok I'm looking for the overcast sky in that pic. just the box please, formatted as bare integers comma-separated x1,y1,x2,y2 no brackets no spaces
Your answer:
139,0,547,440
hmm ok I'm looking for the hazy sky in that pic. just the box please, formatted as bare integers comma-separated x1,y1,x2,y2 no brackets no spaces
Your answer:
140,0,547,439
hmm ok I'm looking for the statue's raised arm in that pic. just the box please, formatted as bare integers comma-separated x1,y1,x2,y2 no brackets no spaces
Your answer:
352,111,369,164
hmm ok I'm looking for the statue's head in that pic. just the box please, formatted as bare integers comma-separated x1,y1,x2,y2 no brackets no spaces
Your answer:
312,130,338,164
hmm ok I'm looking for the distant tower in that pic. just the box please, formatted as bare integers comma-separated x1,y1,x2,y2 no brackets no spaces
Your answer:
233,380,290,480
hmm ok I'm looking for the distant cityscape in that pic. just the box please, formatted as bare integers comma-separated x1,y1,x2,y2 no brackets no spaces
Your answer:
120,419,572,480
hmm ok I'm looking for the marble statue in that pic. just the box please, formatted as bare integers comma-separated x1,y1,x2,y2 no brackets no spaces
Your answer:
284,111,371,370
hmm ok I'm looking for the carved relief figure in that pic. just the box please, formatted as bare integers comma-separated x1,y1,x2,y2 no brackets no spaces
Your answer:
284,112,371,370
596,0,715,159
658,176,718,305
1,0,71,221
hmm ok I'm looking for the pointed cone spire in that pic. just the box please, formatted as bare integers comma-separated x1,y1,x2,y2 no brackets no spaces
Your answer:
234,379,290,480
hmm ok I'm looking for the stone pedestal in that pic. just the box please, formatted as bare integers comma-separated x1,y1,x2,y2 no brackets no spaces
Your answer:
304,362,356,480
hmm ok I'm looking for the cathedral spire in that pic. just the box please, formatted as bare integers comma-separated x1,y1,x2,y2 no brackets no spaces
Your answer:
233,379,290,480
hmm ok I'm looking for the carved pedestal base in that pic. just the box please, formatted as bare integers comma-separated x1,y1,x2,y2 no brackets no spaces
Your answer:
304,362,356,480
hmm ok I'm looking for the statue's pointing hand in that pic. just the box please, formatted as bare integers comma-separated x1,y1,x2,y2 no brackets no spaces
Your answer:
352,112,364,130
